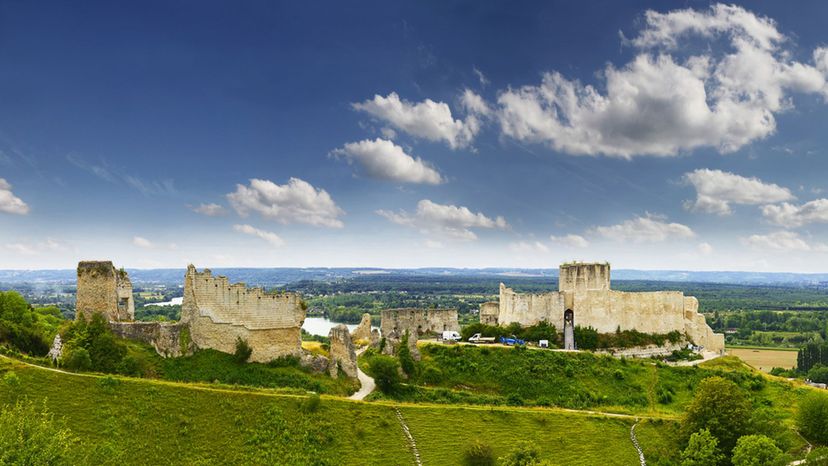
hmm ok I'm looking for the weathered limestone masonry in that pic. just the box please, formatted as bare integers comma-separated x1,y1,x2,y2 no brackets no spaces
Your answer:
328,324,357,378
76,261,135,322
180,265,305,363
380,308,459,337
351,313,373,342
492,262,725,353
109,321,191,358
479,302,499,325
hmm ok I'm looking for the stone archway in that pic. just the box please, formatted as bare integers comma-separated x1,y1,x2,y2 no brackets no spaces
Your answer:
563,309,575,350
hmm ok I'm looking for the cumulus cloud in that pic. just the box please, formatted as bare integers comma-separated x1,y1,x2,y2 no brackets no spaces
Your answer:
683,169,794,215
352,91,488,149
496,4,828,158
742,230,828,252
0,178,29,215
191,203,227,216
549,234,590,248
509,241,550,253
762,199,828,227
227,178,344,228
590,213,695,243
331,138,444,184
233,224,285,247
697,242,714,255
377,199,508,240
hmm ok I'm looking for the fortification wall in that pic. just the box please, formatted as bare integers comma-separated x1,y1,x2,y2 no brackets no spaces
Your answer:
110,321,191,358
559,262,610,293
380,308,459,337
479,302,500,325
76,261,134,322
181,265,305,362
497,284,564,326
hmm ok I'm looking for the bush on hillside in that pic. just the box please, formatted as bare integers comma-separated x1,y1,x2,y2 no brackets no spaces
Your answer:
61,313,130,374
806,447,828,465
730,435,786,466
0,400,78,465
808,364,828,384
797,392,828,445
681,376,751,456
680,429,723,466
369,355,401,394
462,440,495,466
398,331,416,377
0,291,52,356
498,441,541,466
234,337,253,363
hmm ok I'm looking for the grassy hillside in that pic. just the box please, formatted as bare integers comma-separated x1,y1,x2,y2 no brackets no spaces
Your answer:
0,355,679,465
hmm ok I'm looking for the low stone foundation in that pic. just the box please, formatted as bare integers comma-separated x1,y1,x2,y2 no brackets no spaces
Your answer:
109,321,193,358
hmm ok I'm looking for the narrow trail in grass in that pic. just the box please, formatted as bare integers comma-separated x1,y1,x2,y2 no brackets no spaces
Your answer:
395,407,422,466
630,421,646,466
349,347,375,401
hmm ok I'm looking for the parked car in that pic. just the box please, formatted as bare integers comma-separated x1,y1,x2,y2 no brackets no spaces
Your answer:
468,333,496,344
499,335,526,346
441,330,461,342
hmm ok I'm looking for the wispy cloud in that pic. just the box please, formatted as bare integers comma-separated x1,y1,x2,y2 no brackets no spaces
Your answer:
67,153,177,196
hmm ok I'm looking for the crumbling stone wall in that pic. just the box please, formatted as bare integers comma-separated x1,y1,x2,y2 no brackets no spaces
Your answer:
479,302,499,325
110,321,193,358
76,261,134,322
351,313,373,342
380,308,459,338
490,262,725,353
180,265,305,363
328,324,357,378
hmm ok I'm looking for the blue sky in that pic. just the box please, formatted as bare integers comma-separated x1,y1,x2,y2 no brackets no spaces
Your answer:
2,1,828,271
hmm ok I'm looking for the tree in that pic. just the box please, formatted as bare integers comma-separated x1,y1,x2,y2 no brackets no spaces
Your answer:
62,347,92,371
234,337,253,363
398,331,416,377
681,377,751,456
462,440,495,466
680,429,724,466
370,355,401,394
731,435,784,466
806,447,828,466
0,400,78,465
808,364,828,384
797,392,828,445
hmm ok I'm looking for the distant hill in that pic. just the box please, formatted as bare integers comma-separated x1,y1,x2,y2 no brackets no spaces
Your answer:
1,267,828,287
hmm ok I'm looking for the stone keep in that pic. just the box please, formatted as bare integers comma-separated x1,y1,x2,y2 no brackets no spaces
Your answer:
492,262,725,353
179,265,305,363
76,261,134,322
380,308,459,337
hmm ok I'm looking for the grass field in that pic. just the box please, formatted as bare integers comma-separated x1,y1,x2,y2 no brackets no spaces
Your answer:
728,347,799,371
0,355,681,465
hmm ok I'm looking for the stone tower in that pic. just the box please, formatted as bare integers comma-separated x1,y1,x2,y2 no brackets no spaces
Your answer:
559,262,610,293
76,261,135,322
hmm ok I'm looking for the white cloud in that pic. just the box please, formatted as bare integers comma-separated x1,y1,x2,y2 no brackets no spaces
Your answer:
742,231,828,252
549,234,590,248
233,224,285,247
352,92,486,149
332,138,444,184
683,169,794,215
132,236,154,249
227,178,344,228
697,242,714,255
762,199,828,227
496,4,828,158
590,213,695,243
473,67,490,87
508,241,550,253
0,178,29,215
5,238,64,255
377,199,508,240
191,203,227,216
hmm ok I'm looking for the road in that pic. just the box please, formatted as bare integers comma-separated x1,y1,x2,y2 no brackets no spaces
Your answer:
349,347,375,401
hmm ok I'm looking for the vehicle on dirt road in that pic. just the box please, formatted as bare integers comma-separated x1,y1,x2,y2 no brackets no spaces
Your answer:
499,335,526,346
441,330,461,342
468,333,496,344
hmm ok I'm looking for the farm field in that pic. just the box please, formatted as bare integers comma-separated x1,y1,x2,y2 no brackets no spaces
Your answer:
728,347,799,371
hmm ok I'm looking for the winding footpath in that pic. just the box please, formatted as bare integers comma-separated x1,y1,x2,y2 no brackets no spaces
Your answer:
348,347,375,401
394,407,422,466
630,420,646,466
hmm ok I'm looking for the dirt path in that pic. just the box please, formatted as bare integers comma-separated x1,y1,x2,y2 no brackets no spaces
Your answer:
349,347,375,401
630,420,646,466
394,407,422,466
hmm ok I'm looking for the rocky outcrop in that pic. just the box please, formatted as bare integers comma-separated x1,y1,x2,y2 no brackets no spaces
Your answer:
300,352,330,373
351,313,373,342
47,334,62,362
382,328,420,361
328,324,357,378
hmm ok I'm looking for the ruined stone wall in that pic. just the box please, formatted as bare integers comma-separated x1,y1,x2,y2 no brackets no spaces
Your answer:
380,308,459,337
559,262,610,293
479,302,500,325
328,324,357,378
497,284,564,327
110,321,192,358
76,261,134,322
181,265,305,363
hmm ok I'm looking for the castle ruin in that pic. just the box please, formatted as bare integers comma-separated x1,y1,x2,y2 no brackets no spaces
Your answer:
76,261,135,321
380,308,460,337
484,262,725,353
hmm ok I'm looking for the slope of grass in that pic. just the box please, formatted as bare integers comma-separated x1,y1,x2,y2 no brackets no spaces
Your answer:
0,356,682,465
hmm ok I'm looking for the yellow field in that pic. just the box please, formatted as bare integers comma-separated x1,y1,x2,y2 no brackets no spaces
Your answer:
728,347,798,371
301,340,329,357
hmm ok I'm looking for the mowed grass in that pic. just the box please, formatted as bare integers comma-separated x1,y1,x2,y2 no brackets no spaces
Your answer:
0,356,684,465
728,347,799,371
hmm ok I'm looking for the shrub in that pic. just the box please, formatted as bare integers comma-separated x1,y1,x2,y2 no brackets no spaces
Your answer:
680,429,723,466
301,393,321,413
498,441,541,466
573,326,598,350
63,347,92,371
0,400,78,465
681,376,751,456
462,440,495,466
97,375,121,392
808,364,828,384
398,331,416,377
234,337,253,363
806,447,828,466
797,392,828,445
731,435,785,466
3,371,20,389
370,355,401,394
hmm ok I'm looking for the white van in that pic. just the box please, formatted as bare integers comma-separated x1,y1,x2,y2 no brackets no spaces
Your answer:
441,330,461,342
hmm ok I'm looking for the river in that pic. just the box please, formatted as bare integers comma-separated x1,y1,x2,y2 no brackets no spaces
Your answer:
302,316,377,337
